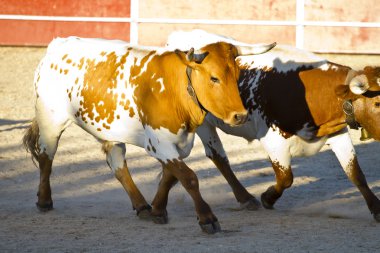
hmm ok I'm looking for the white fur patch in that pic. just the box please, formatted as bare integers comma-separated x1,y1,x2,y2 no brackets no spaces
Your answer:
156,78,165,93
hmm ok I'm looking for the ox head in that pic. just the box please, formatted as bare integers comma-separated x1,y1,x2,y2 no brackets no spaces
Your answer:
175,41,275,126
336,66,380,140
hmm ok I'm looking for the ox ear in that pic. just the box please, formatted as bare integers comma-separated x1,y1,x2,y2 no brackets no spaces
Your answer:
235,42,277,56
335,85,351,99
345,69,369,95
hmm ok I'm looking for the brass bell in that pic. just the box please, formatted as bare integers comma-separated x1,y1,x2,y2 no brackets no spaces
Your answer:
360,128,372,141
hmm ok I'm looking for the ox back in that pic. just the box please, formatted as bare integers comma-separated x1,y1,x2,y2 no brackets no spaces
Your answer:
34,37,183,154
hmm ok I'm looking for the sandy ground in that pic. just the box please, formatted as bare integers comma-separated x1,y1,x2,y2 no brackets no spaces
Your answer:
0,46,379,253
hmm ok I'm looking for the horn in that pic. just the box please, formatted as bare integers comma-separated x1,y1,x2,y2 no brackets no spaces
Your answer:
185,48,209,63
235,42,277,56
186,48,195,61
192,51,209,64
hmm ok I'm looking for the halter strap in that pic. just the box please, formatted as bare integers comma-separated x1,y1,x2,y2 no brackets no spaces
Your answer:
342,99,360,130
186,66,207,113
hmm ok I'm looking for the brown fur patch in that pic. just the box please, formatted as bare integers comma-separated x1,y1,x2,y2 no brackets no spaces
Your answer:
299,66,350,136
77,52,128,127
131,52,204,133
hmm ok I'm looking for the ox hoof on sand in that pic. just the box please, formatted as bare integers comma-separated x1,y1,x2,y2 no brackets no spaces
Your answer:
136,205,152,220
199,221,222,234
260,186,281,210
240,197,262,211
370,200,380,222
36,202,53,212
151,210,169,224
373,212,380,222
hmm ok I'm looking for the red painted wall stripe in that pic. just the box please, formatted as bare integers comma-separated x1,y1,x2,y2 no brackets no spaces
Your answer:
0,0,130,17
0,20,130,46
0,0,131,45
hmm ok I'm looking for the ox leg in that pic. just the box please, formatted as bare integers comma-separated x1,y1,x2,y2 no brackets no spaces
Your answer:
35,120,68,211
163,159,221,234
328,132,380,222
196,122,260,210
103,142,151,219
260,134,293,209
261,159,293,209
37,152,54,211
150,166,178,224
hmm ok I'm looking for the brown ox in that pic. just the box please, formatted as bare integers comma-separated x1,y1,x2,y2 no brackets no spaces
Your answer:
166,30,380,222
23,37,275,233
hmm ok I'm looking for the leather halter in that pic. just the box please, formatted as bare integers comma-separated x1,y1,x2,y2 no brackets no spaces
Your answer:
186,66,207,113
342,99,360,130
362,90,380,98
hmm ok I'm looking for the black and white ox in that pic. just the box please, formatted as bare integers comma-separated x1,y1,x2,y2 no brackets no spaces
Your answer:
166,29,380,222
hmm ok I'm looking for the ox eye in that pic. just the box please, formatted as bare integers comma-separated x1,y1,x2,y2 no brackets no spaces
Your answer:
375,102,380,107
210,76,220,84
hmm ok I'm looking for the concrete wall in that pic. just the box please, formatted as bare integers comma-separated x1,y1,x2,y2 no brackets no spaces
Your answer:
137,0,380,53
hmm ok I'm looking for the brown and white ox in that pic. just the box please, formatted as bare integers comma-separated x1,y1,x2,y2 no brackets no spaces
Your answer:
166,30,380,222
23,36,275,233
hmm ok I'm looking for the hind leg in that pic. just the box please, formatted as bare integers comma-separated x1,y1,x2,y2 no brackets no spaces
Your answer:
150,165,178,224
35,118,69,211
102,142,151,219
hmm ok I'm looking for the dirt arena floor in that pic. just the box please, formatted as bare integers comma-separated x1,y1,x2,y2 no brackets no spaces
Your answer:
0,46,379,253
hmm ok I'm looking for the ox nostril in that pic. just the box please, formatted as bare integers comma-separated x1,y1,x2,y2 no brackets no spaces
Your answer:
234,113,248,125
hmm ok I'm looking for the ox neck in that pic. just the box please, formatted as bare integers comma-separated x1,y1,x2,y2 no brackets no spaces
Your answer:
186,67,208,113
342,99,373,141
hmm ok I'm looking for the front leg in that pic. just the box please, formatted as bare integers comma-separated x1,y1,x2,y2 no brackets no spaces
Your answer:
163,159,221,234
197,121,260,210
327,131,380,222
260,129,293,209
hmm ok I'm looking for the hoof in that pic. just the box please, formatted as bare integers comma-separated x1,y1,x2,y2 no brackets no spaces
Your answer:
261,186,281,210
373,212,380,222
151,209,168,224
136,205,152,220
36,202,53,212
240,197,261,211
261,192,274,210
199,221,222,234
152,212,168,224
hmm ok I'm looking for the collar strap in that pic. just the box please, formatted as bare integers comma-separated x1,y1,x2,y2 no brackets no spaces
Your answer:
362,90,380,98
186,66,207,112
342,99,360,129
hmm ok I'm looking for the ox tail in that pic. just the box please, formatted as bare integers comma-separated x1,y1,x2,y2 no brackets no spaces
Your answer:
22,118,40,167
